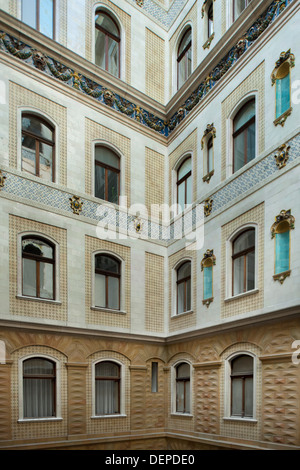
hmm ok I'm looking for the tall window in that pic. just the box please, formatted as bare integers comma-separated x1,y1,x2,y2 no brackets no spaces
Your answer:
207,2,214,38
176,363,190,414
95,146,120,204
23,357,56,418
95,11,120,78
232,229,255,296
22,236,55,300
177,157,192,212
207,136,213,175
233,99,256,173
274,221,290,275
233,0,252,21
22,114,55,182
176,261,191,314
275,62,291,120
177,28,192,89
95,361,120,415
95,254,120,310
21,0,55,39
230,355,253,418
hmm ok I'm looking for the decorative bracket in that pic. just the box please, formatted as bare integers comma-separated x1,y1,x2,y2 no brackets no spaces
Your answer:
273,107,292,127
203,198,213,217
0,170,6,189
270,209,295,239
201,249,216,271
133,216,143,233
70,195,83,215
201,123,216,149
274,143,290,169
273,270,291,284
203,33,215,50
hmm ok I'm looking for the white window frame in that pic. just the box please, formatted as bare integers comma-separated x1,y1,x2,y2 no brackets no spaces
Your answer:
172,152,193,217
223,351,257,422
91,358,126,418
172,22,193,95
18,353,62,422
172,257,193,317
171,360,193,416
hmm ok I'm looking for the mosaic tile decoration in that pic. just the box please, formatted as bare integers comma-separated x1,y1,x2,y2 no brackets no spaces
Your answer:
0,0,294,137
1,133,299,241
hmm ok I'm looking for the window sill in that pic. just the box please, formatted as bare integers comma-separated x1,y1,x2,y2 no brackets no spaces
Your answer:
224,288,259,303
273,107,292,127
16,295,61,305
223,417,257,423
172,310,194,319
171,413,193,418
91,414,127,419
273,270,291,284
18,417,63,423
202,170,214,183
91,306,127,315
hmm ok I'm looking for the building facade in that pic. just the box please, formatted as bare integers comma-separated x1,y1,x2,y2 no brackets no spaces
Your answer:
0,0,299,450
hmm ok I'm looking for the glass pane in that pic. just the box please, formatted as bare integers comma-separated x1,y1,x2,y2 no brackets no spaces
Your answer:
246,121,256,164
177,363,190,378
245,377,254,417
39,0,54,39
22,238,53,258
176,380,185,412
95,12,119,37
39,142,53,181
186,278,191,311
232,378,243,416
232,355,253,374
234,0,247,20
95,147,119,169
39,262,54,299
177,181,185,213
107,276,119,310
95,273,106,307
22,115,53,141
24,358,54,375
23,258,37,297
177,282,185,314
178,158,191,180
233,256,244,296
233,132,245,172
275,231,290,274
233,100,255,132
22,0,37,29
276,73,290,118
186,175,192,206
185,380,190,413
151,362,158,393
204,265,213,300
246,251,255,291
233,230,255,255
95,361,119,377
208,143,213,173
23,377,54,418
178,29,191,56
177,262,191,281
95,255,119,273
96,380,119,415
107,169,119,204
178,59,186,89
22,135,36,176
108,37,119,77
95,28,106,69
95,164,105,200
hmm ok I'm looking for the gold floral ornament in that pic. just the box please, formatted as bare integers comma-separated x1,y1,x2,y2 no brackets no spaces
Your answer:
134,216,143,233
200,249,216,271
271,49,295,86
69,195,83,215
201,123,216,149
0,170,6,189
274,144,290,169
204,197,213,217
270,209,295,239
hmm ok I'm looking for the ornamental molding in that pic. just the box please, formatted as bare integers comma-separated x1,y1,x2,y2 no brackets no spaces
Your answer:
0,170,6,189
271,49,295,85
0,0,294,138
203,32,215,50
273,270,291,284
274,143,290,169
201,0,216,18
204,198,213,217
201,249,216,271
201,123,216,149
270,209,295,238
69,195,83,215
273,107,292,127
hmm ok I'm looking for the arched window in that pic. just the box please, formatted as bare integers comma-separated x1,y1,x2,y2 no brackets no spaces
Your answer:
95,254,120,310
21,0,55,39
177,28,192,89
22,113,55,182
275,61,291,120
207,1,214,38
23,357,56,418
230,355,253,418
176,362,190,413
95,361,120,415
177,157,192,212
95,10,120,78
95,146,120,204
22,236,55,300
233,0,252,22
176,261,191,314
232,229,255,296
233,99,256,173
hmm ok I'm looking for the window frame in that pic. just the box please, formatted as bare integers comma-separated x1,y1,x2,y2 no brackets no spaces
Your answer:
94,253,121,311
207,1,214,39
275,62,291,122
94,144,121,205
231,228,255,297
176,156,192,212
94,360,121,416
95,9,121,78
177,27,192,90
176,260,192,315
274,220,291,277
21,235,56,301
21,0,56,39
233,0,252,22
232,99,256,174
172,361,192,416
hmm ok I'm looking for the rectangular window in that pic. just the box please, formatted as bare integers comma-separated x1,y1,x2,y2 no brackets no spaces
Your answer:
275,231,290,274
276,74,290,118
203,265,213,300
151,362,158,393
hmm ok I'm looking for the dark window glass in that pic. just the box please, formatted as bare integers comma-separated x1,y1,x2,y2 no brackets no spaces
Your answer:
95,361,120,415
231,355,253,418
95,146,120,204
177,261,191,314
176,363,190,413
177,157,192,212
177,28,192,89
95,11,120,77
232,229,255,296
95,254,120,310
23,357,56,418
233,99,255,172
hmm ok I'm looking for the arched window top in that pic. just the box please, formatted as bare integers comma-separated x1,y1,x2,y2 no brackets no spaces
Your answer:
176,362,190,378
232,228,255,255
177,260,191,280
95,253,120,274
233,99,255,133
23,357,55,375
22,236,55,260
178,27,191,56
177,156,191,181
95,145,120,169
95,360,120,377
95,10,120,39
177,27,192,89
22,113,54,142
231,354,253,375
